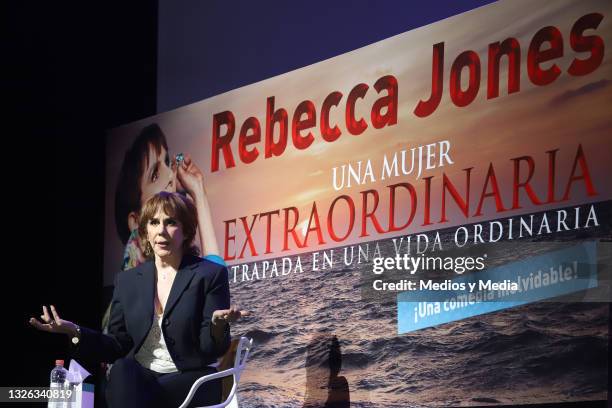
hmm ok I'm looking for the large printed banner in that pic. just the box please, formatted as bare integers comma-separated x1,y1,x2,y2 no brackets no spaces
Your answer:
105,1,611,406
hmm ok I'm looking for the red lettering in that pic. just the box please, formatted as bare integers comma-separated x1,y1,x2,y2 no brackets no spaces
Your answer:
259,210,279,254
303,202,326,246
238,117,260,164
388,183,417,232
360,189,386,236
283,207,303,251
568,13,604,76
475,163,506,216
327,195,355,242
211,111,235,172
223,219,236,261
450,50,480,107
440,168,472,222
546,149,559,203
487,38,521,99
371,75,398,128
528,26,563,86
562,144,597,200
422,176,433,226
265,96,288,158
320,91,343,142
238,215,259,258
292,100,316,150
414,42,444,118
511,156,543,209
346,83,369,135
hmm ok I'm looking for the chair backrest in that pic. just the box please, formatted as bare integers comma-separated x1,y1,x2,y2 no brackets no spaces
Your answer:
224,337,252,407
218,337,253,401
232,337,253,381
179,336,253,408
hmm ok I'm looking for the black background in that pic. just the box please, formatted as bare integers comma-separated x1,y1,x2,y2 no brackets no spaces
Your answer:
6,0,157,389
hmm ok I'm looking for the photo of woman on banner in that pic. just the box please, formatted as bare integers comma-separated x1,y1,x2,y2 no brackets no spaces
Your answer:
114,123,221,270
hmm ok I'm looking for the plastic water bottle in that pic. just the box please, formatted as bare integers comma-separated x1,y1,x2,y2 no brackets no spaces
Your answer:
48,360,67,408
66,369,82,408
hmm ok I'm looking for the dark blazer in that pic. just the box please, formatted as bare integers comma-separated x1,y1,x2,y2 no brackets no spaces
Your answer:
75,255,231,371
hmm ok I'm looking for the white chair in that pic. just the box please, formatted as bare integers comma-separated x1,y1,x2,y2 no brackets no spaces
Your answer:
179,337,254,408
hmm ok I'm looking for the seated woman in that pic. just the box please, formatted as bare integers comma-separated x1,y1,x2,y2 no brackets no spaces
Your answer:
30,191,243,407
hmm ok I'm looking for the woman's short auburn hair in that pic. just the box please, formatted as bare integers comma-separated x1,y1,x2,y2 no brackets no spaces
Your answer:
138,191,200,258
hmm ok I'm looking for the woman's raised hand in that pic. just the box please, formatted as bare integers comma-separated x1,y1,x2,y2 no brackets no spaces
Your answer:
29,305,78,337
212,306,250,325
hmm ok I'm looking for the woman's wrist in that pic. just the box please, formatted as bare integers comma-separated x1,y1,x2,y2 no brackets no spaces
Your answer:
65,323,80,338
192,187,210,208
211,319,228,342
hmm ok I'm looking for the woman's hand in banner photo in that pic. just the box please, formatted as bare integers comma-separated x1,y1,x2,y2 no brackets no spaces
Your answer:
176,153,207,202
175,152,221,256
29,305,79,337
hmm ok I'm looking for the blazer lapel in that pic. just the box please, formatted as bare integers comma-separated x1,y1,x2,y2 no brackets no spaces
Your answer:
163,256,198,319
135,261,155,348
